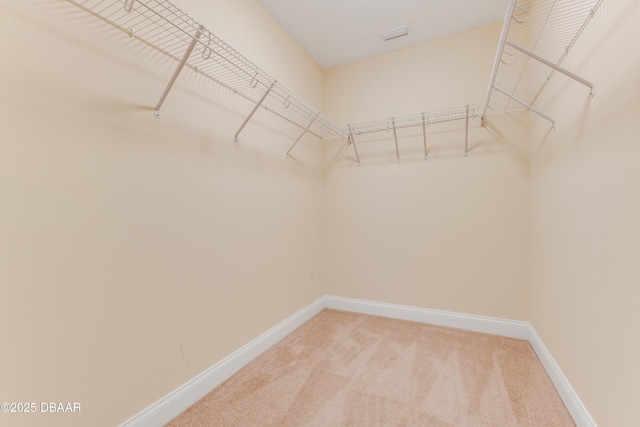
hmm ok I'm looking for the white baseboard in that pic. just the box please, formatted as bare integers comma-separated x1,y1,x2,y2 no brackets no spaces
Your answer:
120,295,595,427
321,295,530,339
528,326,597,427
118,297,325,427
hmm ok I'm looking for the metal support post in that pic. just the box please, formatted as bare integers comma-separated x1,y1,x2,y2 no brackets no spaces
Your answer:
504,40,595,96
422,113,428,160
464,105,470,156
347,125,361,165
392,117,399,162
154,27,203,118
286,112,319,157
234,81,276,142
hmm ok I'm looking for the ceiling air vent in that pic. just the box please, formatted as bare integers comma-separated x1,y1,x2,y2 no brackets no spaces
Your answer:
380,25,410,42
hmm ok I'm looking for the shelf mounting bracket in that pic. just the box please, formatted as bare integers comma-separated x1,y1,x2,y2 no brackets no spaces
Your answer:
391,117,399,162
234,80,276,142
154,26,203,119
494,86,556,128
347,125,361,165
464,104,470,156
422,112,428,160
286,112,319,157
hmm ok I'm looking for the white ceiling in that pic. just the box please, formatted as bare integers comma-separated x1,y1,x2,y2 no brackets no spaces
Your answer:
257,0,508,69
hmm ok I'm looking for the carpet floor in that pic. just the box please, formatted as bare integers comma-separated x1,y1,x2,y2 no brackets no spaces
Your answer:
167,309,574,426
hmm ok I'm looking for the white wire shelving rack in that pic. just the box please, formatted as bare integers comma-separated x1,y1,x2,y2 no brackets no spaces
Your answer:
346,104,482,164
67,0,347,155
66,0,605,164
482,0,604,128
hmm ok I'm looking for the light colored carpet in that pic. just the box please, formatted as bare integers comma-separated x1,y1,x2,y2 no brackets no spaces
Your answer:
167,309,574,426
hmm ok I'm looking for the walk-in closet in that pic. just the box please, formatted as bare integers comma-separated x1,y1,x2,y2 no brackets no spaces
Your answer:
1,0,638,425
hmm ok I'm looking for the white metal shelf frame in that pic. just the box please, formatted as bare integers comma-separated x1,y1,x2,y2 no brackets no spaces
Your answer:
482,0,604,127
66,0,606,165
347,104,482,164
68,0,347,152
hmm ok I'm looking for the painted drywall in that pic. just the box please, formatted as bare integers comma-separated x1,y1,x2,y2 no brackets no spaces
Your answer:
322,23,530,321
0,1,326,426
528,1,640,425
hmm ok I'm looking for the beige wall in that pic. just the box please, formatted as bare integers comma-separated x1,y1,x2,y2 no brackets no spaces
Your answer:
528,1,640,425
322,24,530,320
0,1,325,426
323,23,504,122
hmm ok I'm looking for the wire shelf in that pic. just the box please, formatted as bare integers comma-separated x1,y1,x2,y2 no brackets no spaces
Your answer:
348,104,482,136
482,0,603,126
66,0,605,164
67,0,347,142
346,104,482,163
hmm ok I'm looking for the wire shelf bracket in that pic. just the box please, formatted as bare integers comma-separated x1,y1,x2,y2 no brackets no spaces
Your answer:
347,125,361,165
286,112,320,158
421,113,428,160
391,117,400,163
154,26,202,119
234,81,276,142
464,104,470,156
494,83,556,127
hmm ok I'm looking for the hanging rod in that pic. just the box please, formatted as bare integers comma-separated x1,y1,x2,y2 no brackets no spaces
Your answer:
481,0,603,126
67,0,346,148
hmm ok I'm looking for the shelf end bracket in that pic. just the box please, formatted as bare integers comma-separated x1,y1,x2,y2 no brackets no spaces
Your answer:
154,26,203,118
464,105,470,156
347,125,361,165
392,117,399,162
495,86,556,128
422,113,428,160
286,112,320,157
234,80,276,142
